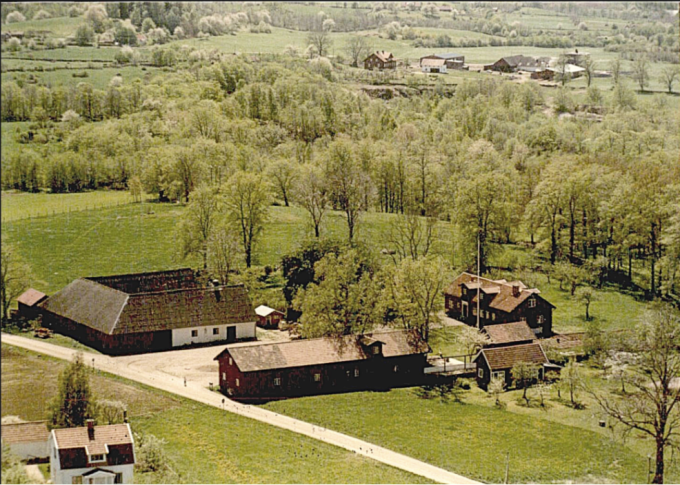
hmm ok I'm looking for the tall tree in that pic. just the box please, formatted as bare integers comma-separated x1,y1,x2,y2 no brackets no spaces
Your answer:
306,29,332,58
176,186,221,269
267,158,297,207
632,55,650,93
382,257,448,342
590,304,680,484
0,242,31,323
293,163,328,238
344,36,372,67
48,352,96,428
222,171,270,268
206,221,242,285
294,249,381,338
660,66,679,94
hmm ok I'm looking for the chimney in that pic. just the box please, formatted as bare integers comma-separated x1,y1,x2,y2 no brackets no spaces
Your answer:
87,419,95,440
512,285,521,298
123,410,128,424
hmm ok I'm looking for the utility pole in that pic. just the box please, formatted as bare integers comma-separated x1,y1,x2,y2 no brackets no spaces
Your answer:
504,451,510,484
477,231,481,330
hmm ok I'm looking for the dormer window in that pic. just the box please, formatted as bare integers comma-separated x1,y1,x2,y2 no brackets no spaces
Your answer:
88,453,106,464
372,346,380,354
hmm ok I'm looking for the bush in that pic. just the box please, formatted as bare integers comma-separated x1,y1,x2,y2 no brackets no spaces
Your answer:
6,37,22,52
33,9,51,20
6,11,26,23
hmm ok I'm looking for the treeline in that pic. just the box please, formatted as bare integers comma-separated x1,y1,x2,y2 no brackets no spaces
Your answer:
2,53,679,297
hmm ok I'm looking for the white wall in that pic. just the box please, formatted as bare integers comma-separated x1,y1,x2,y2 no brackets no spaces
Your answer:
421,65,447,73
5,440,48,461
171,322,256,347
53,464,134,485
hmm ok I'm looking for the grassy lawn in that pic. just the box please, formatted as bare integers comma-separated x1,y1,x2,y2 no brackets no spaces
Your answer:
1,344,428,484
1,189,147,222
2,65,157,90
263,385,671,484
0,16,83,38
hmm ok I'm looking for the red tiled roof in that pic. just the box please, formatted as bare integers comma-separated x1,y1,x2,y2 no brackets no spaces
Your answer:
52,424,132,450
217,329,429,372
444,272,553,313
16,289,47,307
484,321,535,345
1,421,49,444
476,343,549,370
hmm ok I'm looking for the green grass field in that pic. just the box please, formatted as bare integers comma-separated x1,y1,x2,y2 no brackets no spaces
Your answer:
1,344,428,484
0,16,83,38
263,386,662,484
2,65,157,90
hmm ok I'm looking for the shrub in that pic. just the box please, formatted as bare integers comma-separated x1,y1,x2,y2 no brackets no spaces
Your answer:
6,37,22,52
6,11,26,23
33,9,51,20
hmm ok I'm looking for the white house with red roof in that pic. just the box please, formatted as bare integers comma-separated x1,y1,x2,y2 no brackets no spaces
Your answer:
49,421,135,484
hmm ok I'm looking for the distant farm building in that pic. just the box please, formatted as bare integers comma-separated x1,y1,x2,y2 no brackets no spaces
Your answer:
473,342,554,389
444,272,555,338
255,305,284,329
564,49,590,67
531,63,586,81
484,55,551,73
483,321,536,348
364,51,397,70
49,421,135,484
1,421,49,463
420,53,465,72
215,329,430,402
39,269,256,355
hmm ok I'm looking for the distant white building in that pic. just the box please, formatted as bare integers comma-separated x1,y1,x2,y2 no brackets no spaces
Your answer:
1,421,50,462
421,58,447,73
49,421,135,484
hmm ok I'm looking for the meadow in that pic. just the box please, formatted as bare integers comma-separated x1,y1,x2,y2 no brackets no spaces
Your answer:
263,384,666,484
1,344,428,484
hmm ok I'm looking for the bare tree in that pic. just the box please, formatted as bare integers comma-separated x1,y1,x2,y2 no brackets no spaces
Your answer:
267,159,297,207
0,243,31,323
293,164,328,238
206,222,243,284
306,30,332,58
344,36,372,67
590,304,680,484
660,66,680,94
176,186,221,269
632,55,650,93
386,211,438,261
582,57,595,87
610,57,622,86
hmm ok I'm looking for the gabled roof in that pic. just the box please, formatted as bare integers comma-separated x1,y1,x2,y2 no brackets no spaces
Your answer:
499,55,551,68
368,50,394,63
1,421,49,444
52,423,133,450
444,272,554,313
421,58,446,67
40,270,256,335
255,305,283,317
215,329,429,373
475,343,549,370
484,321,535,345
16,288,48,307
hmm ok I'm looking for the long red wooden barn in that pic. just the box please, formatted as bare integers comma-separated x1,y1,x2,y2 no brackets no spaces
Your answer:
215,329,430,402
39,269,256,355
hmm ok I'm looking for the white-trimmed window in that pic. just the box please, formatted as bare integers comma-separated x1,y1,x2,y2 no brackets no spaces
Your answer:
373,346,380,354
191,330,198,337
354,368,360,378
222,372,226,380
478,368,484,378
528,298,537,308
235,378,240,387
393,365,399,373
88,453,106,463
314,373,321,382
229,358,233,366
520,317,527,322
213,327,220,335
274,377,281,386
492,371,504,381
537,315,545,324
492,312,496,321
473,307,477,316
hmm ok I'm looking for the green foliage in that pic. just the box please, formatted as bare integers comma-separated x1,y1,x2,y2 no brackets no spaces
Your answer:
0,444,30,484
75,24,95,46
48,352,96,428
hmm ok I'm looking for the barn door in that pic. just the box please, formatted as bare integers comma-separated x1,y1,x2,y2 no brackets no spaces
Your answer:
227,326,236,343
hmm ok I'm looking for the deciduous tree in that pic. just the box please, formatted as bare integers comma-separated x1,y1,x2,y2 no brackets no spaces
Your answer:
0,243,31,323
48,352,96,428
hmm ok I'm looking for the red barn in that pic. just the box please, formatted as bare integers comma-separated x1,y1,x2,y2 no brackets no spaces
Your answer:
214,329,430,402
16,288,47,321
444,272,555,338
473,342,551,389
255,305,284,329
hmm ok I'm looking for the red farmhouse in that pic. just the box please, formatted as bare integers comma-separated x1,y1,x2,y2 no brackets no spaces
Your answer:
215,329,430,402
444,272,555,338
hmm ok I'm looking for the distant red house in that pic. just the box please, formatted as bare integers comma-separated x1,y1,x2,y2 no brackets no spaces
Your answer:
39,269,256,355
255,305,284,329
215,329,430,402
443,272,555,338
473,342,552,389
364,51,397,70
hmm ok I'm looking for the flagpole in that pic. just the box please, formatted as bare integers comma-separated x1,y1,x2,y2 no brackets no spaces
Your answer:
477,231,481,330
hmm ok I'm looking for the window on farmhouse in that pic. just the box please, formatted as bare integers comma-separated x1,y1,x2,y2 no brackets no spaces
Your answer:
529,298,537,308
314,373,321,382
72,477,83,484
354,368,360,378
114,473,123,484
373,346,380,354
492,371,504,381
492,312,496,320
393,365,399,373
88,454,105,463
191,330,198,338
478,368,484,378
229,358,233,365
274,377,281,386
222,372,226,380
537,315,545,324
236,378,240,387
213,328,219,335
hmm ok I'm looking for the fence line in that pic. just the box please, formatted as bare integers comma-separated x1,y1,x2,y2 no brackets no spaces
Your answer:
6,197,145,223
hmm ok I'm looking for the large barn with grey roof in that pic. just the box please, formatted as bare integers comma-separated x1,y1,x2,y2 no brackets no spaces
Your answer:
39,269,256,355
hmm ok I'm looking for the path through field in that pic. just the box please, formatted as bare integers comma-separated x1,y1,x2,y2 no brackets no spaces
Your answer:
2,333,478,485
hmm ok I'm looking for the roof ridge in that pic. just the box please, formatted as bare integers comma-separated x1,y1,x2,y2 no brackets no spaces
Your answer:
126,284,245,297
224,329,412,351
